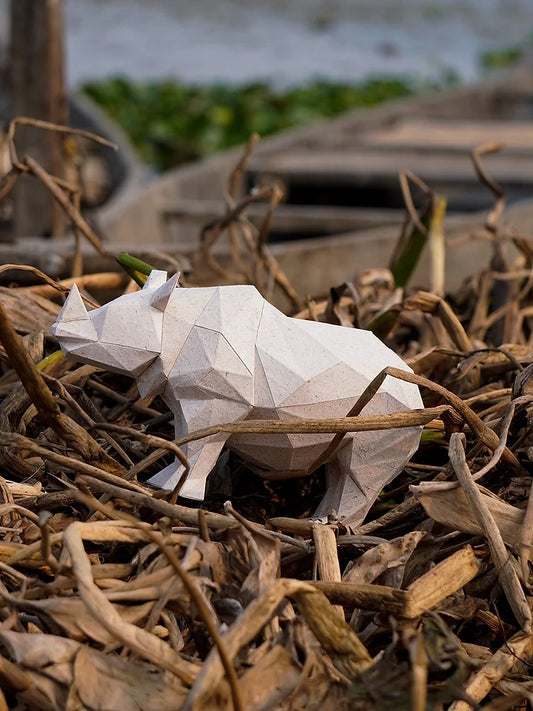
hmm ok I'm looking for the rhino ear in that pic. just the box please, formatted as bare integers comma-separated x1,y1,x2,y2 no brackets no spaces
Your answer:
151,272,180,312
143,270,168,290
58,284,89,322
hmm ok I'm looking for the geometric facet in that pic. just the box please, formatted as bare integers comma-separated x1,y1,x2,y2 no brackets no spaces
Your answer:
52,277,424,527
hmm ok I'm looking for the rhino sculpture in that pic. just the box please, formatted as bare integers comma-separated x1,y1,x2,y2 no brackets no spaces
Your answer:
52,270,423,524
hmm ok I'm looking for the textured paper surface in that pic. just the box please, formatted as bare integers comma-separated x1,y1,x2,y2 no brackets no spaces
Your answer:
52,271,423,525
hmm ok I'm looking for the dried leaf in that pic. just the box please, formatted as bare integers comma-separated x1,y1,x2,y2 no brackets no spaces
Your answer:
0,631,188,711
411,484,524,549
343,531,426,585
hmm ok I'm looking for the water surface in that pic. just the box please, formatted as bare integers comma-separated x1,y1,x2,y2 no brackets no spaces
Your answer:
62,0,533,87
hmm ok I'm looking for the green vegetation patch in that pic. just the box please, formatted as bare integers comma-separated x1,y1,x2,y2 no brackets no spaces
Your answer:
479,34,533,72
83,76,434,172
480,46,525,71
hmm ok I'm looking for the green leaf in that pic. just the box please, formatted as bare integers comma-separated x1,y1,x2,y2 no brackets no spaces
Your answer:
115,252,157,286
389,202,432,289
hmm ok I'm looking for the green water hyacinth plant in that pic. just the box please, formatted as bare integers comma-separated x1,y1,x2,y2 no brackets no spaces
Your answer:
83,76,448,172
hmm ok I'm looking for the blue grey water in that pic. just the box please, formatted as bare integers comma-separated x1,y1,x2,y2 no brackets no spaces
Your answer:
2,0,533,86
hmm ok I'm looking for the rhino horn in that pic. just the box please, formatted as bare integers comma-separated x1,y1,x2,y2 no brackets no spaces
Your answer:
57,284,90,323
151,271,180,312
51,284,97,342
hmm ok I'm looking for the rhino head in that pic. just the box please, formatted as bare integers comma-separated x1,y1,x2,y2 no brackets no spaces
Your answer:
52,270,180,380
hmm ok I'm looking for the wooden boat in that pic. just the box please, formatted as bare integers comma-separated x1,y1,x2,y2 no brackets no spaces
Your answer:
4,64,533,301
69,91,148,211
94,62,533,300
0,89,147,242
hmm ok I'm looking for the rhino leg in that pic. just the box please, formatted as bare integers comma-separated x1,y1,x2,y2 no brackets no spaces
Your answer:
147,460,186,492
147,398,252,499
147,414,189,492
147,433,230,499
313,455,369,526
314,427,421,528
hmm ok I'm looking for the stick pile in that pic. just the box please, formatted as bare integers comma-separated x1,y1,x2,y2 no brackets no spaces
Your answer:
0,128,533,710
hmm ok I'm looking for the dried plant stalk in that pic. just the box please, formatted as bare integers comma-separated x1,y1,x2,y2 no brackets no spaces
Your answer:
448,433,531,631
405,545,483,618
312,523,343,617
449,632,533,711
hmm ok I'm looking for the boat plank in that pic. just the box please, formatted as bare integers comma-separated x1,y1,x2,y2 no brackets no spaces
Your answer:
361,119,533,151
248,149,533,184
162,199,405,237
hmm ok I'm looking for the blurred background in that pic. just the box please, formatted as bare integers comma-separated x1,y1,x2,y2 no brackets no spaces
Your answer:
27,0,533,87
2,0,533,174
3,0,533,251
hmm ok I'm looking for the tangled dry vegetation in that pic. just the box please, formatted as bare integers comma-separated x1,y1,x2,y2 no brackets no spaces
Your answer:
1,127,533,710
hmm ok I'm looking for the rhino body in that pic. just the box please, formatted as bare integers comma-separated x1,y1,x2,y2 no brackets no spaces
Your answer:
52,270,423,525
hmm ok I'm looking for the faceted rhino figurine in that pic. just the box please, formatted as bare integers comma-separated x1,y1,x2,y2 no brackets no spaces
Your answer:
52,270,423,525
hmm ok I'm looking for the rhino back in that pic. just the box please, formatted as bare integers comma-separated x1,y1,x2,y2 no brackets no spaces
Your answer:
254,303,420,410
289,317,422,410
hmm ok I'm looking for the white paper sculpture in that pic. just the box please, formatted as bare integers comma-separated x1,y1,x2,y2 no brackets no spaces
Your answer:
52,271,423,524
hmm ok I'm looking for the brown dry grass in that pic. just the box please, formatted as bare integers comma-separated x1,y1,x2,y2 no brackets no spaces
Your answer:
0,126,533,710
